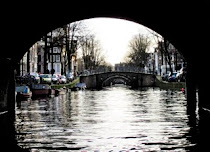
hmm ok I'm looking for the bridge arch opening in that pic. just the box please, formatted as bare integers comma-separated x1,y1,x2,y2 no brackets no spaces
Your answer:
101,74,132,87
18,17,186,81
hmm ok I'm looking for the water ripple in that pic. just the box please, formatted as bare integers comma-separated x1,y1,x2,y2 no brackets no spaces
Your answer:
15,87,197,151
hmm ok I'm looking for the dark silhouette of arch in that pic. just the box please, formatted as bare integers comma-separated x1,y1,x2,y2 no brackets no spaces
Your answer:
1,2,209,151
102,75,132,87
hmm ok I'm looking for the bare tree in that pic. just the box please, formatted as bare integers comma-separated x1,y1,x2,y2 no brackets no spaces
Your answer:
44,21,107,74
47,21,88,74
147,29,174,74
163,40,173,74
126,33,150,69
81,35,105,71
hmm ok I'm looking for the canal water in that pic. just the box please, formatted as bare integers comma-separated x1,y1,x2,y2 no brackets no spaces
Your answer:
15,86,198,151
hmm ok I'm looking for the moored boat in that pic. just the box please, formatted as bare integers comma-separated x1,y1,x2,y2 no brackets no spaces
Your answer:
16,85,32,100
31,83,55,97
71,83,86,91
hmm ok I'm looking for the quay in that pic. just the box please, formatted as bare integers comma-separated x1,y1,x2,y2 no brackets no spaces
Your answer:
155,75,186,90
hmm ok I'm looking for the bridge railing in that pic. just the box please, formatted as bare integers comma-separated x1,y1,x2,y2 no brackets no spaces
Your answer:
89,70,154,75
80,68,155,76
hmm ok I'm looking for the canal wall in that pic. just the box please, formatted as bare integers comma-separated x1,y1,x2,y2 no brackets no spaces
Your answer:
155,75,186,90
138,74,155,87
80,75,97,89
51,77,80,89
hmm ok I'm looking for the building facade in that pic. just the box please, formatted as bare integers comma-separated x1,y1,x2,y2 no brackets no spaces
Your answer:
20,40,78,76
153,42,186,76
20,43,38,75
48,47,62,74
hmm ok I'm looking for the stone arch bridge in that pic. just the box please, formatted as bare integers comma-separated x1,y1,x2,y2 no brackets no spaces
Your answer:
1,2,209,151
80,72,155,89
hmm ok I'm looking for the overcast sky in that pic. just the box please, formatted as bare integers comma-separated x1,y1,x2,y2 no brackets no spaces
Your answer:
82,17,159,66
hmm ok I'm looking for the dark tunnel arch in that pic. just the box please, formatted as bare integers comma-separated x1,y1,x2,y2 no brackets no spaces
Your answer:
1,2,208,108
3,3,208,108
1,2,210,151
4,3,204,66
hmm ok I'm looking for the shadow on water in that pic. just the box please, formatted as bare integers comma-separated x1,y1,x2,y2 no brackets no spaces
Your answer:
196,109,210,151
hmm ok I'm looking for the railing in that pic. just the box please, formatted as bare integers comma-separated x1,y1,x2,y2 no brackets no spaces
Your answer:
83,69,154,75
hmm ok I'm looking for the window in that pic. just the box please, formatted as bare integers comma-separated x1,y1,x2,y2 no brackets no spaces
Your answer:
38,55,41,62
53,47,57,53
57,64,60,73
57,48,61,53
38,65,41,73
50,55,56,62
56,55,60,62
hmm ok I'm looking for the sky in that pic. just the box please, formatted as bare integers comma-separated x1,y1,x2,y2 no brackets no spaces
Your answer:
82,17,158,66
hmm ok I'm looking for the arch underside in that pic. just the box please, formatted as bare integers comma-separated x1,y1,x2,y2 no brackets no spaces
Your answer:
3,2,207,67
102,75,132,87
0,3,209,151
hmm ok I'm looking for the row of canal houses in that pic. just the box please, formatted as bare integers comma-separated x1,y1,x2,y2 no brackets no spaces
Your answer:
18,39,83,77
115,42,186,76
150,41,186,75
19,38,186,78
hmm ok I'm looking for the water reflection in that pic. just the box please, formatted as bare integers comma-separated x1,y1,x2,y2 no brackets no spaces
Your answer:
15,86,199,151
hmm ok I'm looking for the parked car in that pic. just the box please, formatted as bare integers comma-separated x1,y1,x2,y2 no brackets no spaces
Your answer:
22,73,37,85
51,74,60,84
161,73,170,81
176,67,186,82
168,72,178,82
66,72,74,82
30,72,40,84
39,74,52,84
59,75,67,84
82,70,90,76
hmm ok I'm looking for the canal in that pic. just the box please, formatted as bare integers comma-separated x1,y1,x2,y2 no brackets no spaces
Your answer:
15,85,199,151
